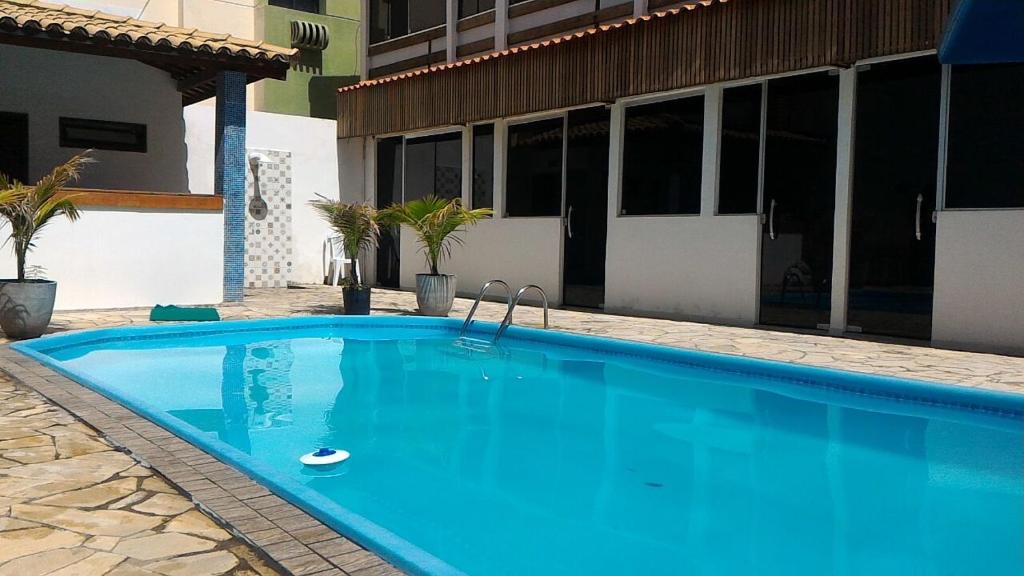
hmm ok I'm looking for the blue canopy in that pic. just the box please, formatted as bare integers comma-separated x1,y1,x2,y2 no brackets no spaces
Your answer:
940,0,1024,64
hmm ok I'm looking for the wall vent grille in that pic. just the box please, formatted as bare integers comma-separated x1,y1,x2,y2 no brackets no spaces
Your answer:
291,20,329,50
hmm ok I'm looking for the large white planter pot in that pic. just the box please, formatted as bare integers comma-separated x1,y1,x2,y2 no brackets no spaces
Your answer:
0,280,57,340
416,274,456,317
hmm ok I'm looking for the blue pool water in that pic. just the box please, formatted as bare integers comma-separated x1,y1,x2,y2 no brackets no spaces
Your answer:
15,317,1024,576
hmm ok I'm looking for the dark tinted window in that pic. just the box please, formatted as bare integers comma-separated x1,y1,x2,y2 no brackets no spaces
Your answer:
370,0,445,43
269,0,319,13
506,118,563,217
719,83,762,214
472,124,494,209
404,132,462,202
459,0,495,18
946,63,1024,209
59,117,146,153
621,96,704,215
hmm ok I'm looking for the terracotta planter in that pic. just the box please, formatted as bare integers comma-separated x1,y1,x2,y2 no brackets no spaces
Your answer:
416,274,456,317
0,279,57,340
342,286,371,315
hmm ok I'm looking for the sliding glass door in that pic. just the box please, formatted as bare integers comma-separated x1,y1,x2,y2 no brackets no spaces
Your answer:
375,137,403,288
759,73,840,330
847,57,941,340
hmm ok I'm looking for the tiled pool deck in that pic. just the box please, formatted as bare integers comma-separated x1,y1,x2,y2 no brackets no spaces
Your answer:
2,285,1022,576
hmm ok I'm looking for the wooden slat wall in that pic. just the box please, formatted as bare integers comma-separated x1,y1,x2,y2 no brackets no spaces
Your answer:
339,0,954,138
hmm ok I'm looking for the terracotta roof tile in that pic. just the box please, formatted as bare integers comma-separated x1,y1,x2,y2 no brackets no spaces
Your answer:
342,0,724,93
0,0,296,63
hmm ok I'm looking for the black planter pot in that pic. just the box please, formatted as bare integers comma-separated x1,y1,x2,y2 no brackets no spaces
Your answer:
342,286,372,315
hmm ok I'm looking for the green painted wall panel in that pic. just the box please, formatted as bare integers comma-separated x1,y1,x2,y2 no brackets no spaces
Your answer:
256,0,361,118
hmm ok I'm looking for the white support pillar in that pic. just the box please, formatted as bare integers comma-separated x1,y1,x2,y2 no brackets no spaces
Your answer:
606,101,625,236
493,120,508,217
461,125,473,206
829,68,857,335
360,0,370,80
701,86,723,217
446,0,458,62
633,0,648,18
495,0,509,51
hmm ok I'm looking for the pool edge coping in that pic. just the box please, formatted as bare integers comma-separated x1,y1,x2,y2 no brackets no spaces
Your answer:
0,345,404,576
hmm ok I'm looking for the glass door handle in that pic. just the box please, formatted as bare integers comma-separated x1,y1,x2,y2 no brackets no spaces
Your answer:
566,205,574,239
915,194,923,240
768,199,777,240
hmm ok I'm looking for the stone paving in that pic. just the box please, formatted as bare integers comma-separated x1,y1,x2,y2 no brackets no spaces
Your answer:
2,284,1022,576
0,374,279,576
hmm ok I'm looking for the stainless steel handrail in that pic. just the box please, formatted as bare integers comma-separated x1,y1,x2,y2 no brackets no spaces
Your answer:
460,280,513,336
493,284,549,342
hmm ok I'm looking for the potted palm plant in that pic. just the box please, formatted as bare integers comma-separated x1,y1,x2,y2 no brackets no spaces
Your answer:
380,196,491,316
311,199,379,315
0,154,89,339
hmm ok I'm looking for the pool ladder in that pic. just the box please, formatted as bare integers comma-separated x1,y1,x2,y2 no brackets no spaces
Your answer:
460,280,549,343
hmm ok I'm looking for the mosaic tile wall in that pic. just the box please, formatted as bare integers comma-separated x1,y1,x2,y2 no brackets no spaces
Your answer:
245,148,293,288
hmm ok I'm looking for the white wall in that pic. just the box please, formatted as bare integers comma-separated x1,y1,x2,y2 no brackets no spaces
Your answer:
397,218,563,305
0,44,188,192
185,106,339,284
604,215,761,324
0,208,223,310
932,210,1024,355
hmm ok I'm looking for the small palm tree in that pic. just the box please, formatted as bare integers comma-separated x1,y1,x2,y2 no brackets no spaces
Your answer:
379,196,492,275
0,153,90,281
310,200,379,287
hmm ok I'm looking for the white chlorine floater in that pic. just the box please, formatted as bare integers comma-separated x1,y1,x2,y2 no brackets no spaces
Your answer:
300,447,350,466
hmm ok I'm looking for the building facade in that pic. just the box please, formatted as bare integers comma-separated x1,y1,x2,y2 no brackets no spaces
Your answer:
59,0,360,118
337,0,1024,355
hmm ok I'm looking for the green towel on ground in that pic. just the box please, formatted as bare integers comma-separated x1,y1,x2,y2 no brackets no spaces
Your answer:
149,305,221,322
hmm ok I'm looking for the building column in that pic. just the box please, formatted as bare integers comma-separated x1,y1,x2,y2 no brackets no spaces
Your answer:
446,0,458,62
633,0,648,18
215,70,247,303
360,0,370,80
495,0,509,51
829,68,857,334
701,86,723,217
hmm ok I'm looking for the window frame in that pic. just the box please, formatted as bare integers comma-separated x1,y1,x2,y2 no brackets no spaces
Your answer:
937,62,1024,212
268,0,320,14
618,90,707,217
503,112,567,219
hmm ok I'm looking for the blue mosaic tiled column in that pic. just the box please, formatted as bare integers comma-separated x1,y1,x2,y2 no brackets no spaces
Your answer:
215,71,247,302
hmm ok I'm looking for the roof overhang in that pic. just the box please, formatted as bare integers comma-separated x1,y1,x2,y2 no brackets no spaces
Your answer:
939,0,1024,64
336,0,956,139
0,0,296,104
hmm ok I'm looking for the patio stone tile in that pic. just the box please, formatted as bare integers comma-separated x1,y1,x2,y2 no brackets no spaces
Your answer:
132,494,194,516
112,532,216,561
278,553,335,576
349,564,404,576
262,538,314,560
144,549,239,576
0,526,86,564
0,546,95,576
332,550,384,572
11,503,165,537
308,536,362,558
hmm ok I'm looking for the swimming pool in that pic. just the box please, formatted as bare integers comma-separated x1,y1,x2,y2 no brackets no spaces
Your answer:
14,317,1024,576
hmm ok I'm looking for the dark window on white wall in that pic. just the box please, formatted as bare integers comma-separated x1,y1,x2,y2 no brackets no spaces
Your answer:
506,118,563,217
945,63,1024,209
621,95,705,215
459,0,494,18
472,124,494,209
370,0,445,43
719,83,762,214
269,0,319,13
59,117,146,153
404,132,462,202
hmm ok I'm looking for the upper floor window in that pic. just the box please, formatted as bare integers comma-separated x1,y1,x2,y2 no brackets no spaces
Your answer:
370,0,446,44
269,0,320,13
459,0,495,19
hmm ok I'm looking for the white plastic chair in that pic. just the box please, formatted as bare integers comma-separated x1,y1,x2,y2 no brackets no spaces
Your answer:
323,233,360,285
